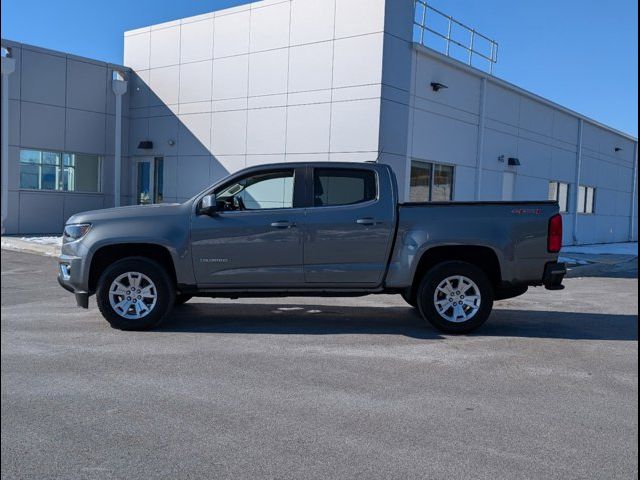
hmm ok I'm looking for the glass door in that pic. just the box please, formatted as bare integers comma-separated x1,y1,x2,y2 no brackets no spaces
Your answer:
136,157,164,205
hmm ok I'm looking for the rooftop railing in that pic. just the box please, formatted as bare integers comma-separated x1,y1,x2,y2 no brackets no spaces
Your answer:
413,1,499,74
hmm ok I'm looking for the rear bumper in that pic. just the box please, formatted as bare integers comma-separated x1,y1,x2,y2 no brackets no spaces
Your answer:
542,261,566,290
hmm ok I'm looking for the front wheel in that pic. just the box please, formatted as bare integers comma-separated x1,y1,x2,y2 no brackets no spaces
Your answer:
96,257,175,331
417,261,494,334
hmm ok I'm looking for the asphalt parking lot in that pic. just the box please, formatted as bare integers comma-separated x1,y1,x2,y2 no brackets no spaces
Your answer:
1,249,638,480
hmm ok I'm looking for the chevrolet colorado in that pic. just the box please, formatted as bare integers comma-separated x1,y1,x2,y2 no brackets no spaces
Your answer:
58,162,566,333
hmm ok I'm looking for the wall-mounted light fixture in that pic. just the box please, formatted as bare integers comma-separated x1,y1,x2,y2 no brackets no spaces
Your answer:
430,82,448,92
498,155,521,166
137,140,153,150
168,139,175,147
615,147,623,152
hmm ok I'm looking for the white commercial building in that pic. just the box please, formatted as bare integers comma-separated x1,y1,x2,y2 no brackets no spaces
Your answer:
1,0,637,245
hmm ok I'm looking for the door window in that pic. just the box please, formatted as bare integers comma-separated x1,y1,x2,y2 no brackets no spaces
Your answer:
137,157,164,204
313,168,377,207
215,170,294,211
154,157,164,203
137,162,152,204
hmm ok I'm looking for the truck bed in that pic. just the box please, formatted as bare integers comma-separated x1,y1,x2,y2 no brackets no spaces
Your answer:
385,200,560,289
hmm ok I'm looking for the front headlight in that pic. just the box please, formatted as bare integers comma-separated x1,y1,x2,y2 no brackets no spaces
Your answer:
63,223,91,241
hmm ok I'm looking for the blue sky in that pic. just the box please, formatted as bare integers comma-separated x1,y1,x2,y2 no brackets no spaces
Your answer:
2,0,637,137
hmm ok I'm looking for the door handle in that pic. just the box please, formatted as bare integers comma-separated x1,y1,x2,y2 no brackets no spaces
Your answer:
270,221,296,229
356,218,377,226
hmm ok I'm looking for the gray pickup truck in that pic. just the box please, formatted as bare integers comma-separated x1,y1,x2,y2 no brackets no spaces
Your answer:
58,162,566,333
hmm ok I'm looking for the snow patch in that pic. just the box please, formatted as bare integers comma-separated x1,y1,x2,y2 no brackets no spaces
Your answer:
18,236,62,246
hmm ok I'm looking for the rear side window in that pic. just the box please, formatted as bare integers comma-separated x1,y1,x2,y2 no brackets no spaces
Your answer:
313,168,377,207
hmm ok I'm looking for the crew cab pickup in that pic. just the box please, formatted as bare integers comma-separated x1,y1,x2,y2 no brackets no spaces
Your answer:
58,162,566,333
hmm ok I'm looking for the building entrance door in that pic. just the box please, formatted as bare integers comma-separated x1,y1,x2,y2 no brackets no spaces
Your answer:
502,171,515,201
136,157,164,204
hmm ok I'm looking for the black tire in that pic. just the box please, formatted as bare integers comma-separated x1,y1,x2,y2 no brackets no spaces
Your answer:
401,290,417,308
417,261,494,334
96,257,175,331
174,294,193,306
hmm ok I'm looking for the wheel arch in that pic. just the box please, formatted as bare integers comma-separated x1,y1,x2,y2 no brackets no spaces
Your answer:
408,245,502,302
89,243,177,293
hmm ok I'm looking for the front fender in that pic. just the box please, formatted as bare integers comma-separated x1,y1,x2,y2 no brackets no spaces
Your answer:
62,215,193,292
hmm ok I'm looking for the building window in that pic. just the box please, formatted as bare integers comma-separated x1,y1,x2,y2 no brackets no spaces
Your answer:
19,149,101,193
548,181,569,213
410,160,454,202
577,185,596,214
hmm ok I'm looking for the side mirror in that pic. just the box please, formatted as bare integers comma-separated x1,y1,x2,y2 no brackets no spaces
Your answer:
197,194,217,216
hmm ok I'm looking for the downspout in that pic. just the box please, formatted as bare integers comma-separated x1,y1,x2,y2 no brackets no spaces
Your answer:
111,70,128,207
1,49,16,235
630,141,638,241
474,77,487,200
572,119,584,245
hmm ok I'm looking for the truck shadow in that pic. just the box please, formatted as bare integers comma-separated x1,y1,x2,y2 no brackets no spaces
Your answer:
566,257,638,279
158,304,638,341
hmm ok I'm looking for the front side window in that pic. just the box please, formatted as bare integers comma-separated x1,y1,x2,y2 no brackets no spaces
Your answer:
19,149,101,193
313,168,377,207
215,170,294,211
410,160,454,202
548,181,569,213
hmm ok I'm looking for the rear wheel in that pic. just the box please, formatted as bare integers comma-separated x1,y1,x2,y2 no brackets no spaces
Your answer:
96,257,175,331
417,261,494,334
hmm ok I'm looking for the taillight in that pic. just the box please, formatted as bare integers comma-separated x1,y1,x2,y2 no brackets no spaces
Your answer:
548,214,563,253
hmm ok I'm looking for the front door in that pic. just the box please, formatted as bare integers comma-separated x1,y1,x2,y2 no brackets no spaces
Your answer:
191,167,306,286
304,166,396,285
136,157,164,204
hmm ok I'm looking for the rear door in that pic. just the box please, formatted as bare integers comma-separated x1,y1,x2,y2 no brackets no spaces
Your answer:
303,165,396,285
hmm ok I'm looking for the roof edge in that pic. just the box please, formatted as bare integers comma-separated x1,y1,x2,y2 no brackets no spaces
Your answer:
1,38,129,71
413,43,638,143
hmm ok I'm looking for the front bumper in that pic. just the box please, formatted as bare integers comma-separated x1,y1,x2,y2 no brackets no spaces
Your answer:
57,254,90,308
543,261,566,291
